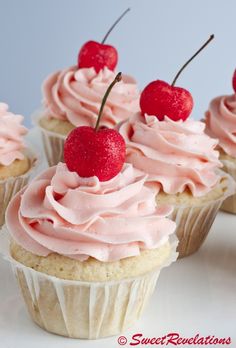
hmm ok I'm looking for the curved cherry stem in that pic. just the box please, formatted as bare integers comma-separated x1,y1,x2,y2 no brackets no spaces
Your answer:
95,72,122,131
171,34,214,86
101,8,130,44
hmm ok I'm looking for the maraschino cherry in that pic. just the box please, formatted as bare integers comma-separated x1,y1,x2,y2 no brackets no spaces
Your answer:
78,8,130,73
140,35,215,121
64,72,126,181
232,69,236,93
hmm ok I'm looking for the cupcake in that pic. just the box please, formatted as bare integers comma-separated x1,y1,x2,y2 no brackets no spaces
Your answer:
3,73,177,339
36,67,139,166
118,114,235,258
0,103,38,227
205,69,236,213
117,36,236,258
35,10,140,166
4,162,177,339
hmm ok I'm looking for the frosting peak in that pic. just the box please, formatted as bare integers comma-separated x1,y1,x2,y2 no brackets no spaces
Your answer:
6,163,175,262
205,94,236,157
0,103,28,166
42,67,140,128
118,113,222,197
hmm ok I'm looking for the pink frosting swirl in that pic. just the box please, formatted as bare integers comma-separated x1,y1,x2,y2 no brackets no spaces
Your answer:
118,113,222,197
205,94,236,157
42,66,140,128
0,103,28,166
6,163,175,262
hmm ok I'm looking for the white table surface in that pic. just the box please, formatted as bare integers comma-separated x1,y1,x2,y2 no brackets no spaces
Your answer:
0,130,235,348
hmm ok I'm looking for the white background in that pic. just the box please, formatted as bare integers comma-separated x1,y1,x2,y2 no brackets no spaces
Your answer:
0,0,235,126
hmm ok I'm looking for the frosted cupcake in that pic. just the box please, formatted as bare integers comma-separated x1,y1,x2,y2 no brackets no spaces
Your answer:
5,163,177,339
205,69,236,213
36,67,139,166
3,73,177,339
118,36,235,257
0,103,38,226
118,114,234,257
35,9,139,166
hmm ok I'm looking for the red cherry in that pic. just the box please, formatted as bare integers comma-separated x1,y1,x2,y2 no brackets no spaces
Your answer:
77,8,130,73
140,35,214,122
232,69,236,93
64,126,125,181
64,72,125,181
78,40,118,73
140,80,193,121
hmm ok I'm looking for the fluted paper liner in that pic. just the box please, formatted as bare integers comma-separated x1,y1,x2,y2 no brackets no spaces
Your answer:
0,148,39,227
33,112,66,166
166,171,236,258
0,229,178,339
220,159,236,214
40,127,65,167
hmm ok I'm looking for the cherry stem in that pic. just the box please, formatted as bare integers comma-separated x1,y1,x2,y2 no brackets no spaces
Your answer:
95,72,122,131
171,34,214,86
101,8,130,44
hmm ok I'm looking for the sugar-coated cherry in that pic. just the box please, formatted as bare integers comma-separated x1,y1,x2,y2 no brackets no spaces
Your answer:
78,8,130,73
64,72,126,181
140,80,193,121
78,41,118,73
232,69,236,93
64,126,125,181
140,35,214,122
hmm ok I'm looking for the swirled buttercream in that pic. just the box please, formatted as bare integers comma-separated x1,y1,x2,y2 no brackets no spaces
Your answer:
42,67,140,128
205,94,236,157
0,103,27,166
118,113,221,197
6,163,175,262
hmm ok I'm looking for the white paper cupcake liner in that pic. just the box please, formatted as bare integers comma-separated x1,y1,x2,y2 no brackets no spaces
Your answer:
0,229,178,339
0,147,39,227
32,111,66,167
220,158,236,214
168,171,236,258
